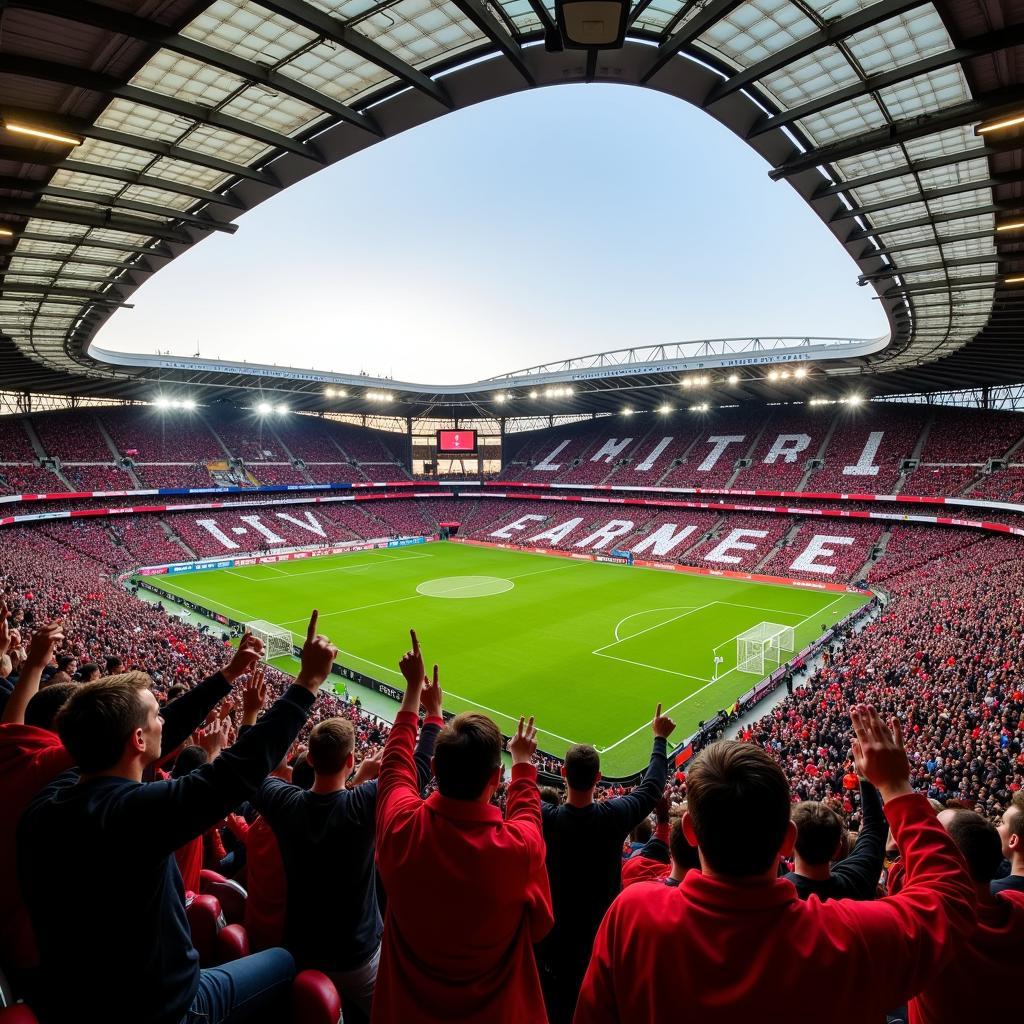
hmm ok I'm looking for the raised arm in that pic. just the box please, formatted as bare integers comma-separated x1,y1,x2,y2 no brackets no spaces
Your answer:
604,703,674,832
1,618,64,726
830,779,886,899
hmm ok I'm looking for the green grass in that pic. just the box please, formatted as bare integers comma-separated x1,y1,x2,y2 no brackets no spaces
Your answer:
139,542,869,774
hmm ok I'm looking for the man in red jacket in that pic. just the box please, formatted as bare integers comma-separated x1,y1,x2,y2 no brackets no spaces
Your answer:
908,808,1024,1024
373,630,553,1024
574,706,976,1024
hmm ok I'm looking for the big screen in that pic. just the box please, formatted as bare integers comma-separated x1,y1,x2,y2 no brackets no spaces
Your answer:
436,429,478,454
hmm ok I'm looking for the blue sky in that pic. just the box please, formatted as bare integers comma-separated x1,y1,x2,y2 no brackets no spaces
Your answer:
95,82,888,385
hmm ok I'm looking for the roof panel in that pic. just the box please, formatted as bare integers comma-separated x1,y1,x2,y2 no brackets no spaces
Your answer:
832,144,908,181
218,86,328,136
917,157,991,190
759,46,859,109
358,0,488,69
797,93,887,146
875,65,970,120
95,98,191,144
843,6,949,76
146,157,232,190
131,50,248,107
72,137,155,173
697,0,817,71
182,0,320,62
176,123,274,165
277,40,396,105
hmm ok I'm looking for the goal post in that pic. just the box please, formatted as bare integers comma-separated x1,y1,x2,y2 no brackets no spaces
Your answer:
735,622,795,675
244,619,294,662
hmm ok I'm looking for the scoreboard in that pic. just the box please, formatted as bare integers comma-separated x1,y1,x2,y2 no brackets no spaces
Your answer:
436,429,478,454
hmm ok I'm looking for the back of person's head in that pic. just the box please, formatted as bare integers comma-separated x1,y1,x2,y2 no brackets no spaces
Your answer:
104,655,123,675
171,744,209,778
670,818,701,873
164,683,188,701
56,672,153,774
940,809,1003,883
685,740,792,878
539,786,563,807
308,717,355,775
791,801,844,866
25,682,77,732
632,818,653,844
433,712,502,801
564,743,601,791
291,752,315,790
56,656,75,674
1003,796,1024,857
75,663,100,683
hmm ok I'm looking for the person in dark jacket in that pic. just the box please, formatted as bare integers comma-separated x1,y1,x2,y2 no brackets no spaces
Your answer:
784,779,886,901
536,703,675,1023
19,612,336,1024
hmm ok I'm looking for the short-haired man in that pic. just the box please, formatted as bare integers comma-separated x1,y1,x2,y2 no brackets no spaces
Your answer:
574,706,976,1024
908,809,1024,1024
785,779,885,901
19,612,337,1024
373,630,552,1023
256,707,441,1024
992,791,1024,895
537,705,674,1023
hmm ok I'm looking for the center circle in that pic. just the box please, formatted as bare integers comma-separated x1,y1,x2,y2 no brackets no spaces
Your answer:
416,576,515,599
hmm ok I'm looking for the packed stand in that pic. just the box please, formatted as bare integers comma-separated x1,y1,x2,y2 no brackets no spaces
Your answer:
133,464,215,489
0,465,65,495
101,408,224,464
967,466,1024,503
731,410,832,491
31,412,113,463
62,465,135,492
759,520,883,581
919,407,1024,464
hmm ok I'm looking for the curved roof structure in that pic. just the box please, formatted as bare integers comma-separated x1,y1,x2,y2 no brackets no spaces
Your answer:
1,0,1023,415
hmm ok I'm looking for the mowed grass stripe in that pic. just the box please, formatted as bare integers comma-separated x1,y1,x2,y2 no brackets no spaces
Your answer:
140,544,868,774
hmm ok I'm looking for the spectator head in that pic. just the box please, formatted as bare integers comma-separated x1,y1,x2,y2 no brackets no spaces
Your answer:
56,672,161,775
996,792,1024,866
171,744,209,779
24,681,77,732
632,819,653,845
75,663,100,683
670,818,700,875
104,655,123,675
938,808,1003,884
56,655,76,677
562,744,601,793
539,786,562,807
682,740,795,879
291,752,315,791
432,712,502,802
307,718,355,777
791,801,845,867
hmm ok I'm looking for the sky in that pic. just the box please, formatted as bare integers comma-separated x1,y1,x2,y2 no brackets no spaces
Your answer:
93,82,888,386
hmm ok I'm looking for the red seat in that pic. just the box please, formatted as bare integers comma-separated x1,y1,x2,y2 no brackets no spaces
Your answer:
186,894,223,966
291,970,341,1024
200,869,247,925
0,1008,39,1024
214,924,250,966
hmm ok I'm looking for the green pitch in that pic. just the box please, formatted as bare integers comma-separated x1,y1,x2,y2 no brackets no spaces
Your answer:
140,542,869,774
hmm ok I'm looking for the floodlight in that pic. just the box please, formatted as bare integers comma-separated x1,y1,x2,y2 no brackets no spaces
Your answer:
768,370,779,381
622,407,633,416
659,404,672,414
0,227,13,238
276,404,289,414
495,394,505,404
155,396,171,410
1005,275,1024,285
325,387,336,397
530,390,538,399
795,367,808,379
182,398,197,410
976,112,1024,135
847,394,863,405
256,401,272,415
555,0,629,50
3,120,82,146
727,373,739,385
681,378,692,389
996,220,1024,233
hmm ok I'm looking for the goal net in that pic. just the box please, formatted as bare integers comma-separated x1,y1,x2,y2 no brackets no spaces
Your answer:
735,622,795,675
244,620,294,662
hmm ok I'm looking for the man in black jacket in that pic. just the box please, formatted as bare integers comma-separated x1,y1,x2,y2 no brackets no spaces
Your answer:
255,698,442,1024
784,779,886,901
536,703,675,1024
19,611,336,1024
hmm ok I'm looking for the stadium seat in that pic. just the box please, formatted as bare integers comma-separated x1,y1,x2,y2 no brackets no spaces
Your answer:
291,970,342,1024
186,894,224,966
214,923,250,965
200,868,248,924
0,1007,39,1024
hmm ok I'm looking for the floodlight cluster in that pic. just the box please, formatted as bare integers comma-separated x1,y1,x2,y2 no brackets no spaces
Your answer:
680,375,711,389
366,392,394,403
543,386,574,398
255,402,289,415
324,387,348,398
153,396,196,411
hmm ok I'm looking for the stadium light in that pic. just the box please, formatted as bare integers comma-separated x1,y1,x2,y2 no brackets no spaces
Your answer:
681,378,692,389
554,0,629,50
780,370,791,380
795,367,808,379
495,393,505,404
325,387,335,397
529,390,538,399
846,394,864,405
1005,275,1024,285
256,401,272,415
276,404,289,414
3,120,82,146
727,373,739,385
154,396,171,410
976,112,1024,135
622,407,633,416
767,370,779,381
182,398,197,411
659,404,672,414
0,227,13,239
996,220,1024,233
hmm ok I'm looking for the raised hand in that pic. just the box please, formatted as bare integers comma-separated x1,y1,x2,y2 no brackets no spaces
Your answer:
652,703,677,740
198,718,231,760
851,704,911,802
351,749,383,786
399,629,426,688
655,785,671,825
420,662,443,719
0,600,10,657
295,610,338,692
224,631,264,682
508,715,538,766
24,620,65,671
240,664,268,726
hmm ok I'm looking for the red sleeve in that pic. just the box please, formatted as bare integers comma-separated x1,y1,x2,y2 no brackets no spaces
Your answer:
504,762,554,943
375,710,422,860
225,813,249,842
828,793,976,1003
575,891,627,1023
654,821,670,845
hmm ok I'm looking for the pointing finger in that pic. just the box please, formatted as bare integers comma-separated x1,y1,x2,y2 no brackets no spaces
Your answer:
410,629,419,654
306,610,318,643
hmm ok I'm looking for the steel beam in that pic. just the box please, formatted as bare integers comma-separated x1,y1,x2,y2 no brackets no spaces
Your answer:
641,0,747,83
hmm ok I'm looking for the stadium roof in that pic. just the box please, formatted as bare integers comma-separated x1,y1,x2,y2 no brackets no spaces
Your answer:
1,0,1023,416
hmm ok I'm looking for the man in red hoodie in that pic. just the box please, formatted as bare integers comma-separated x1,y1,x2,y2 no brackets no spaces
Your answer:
574,706,976,1024
908,808,1024,1024
373,630,553,1024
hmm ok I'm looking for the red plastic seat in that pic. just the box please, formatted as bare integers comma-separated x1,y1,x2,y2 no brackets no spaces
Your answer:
290,970,341,1024
214,923,250,966
0,1008,39,1024
200,868,248,925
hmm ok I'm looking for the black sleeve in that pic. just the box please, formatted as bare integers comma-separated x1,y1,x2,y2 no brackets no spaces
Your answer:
252,775,300,829
602,737,668,834
414,719,442,793
126,684,315,855
159,670,232,755
633,836,671,865
830,780,886,900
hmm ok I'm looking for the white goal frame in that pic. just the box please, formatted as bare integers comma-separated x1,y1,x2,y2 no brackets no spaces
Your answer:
735,622,795,675
244,620,293,662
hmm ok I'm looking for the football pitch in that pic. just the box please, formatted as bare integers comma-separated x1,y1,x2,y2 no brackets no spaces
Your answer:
141,542,869,774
